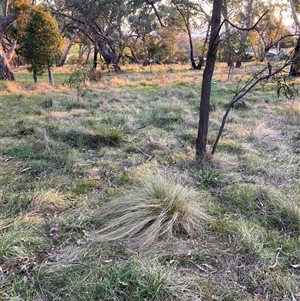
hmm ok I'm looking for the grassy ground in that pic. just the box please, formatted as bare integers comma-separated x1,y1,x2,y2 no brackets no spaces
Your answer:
0,62,299,301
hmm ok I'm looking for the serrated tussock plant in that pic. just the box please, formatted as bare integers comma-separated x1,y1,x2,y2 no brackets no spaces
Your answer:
97,174,211,249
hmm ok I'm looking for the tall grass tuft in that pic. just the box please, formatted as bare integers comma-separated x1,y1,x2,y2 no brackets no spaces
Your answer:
97,174,210,248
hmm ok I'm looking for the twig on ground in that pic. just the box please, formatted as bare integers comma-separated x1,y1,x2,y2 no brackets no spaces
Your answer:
138,148,155,162
269,247,282,269
191,260,217,273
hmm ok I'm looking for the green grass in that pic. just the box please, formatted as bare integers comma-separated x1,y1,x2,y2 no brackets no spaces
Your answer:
0,63,299,300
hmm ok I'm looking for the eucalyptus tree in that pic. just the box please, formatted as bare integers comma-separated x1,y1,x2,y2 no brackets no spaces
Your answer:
220,0,254,67
196,0,222,159
195,0,283,160
168,0,211,69
126,2,162,62
47,0,169,71
248,1,288,61
127,2,180,63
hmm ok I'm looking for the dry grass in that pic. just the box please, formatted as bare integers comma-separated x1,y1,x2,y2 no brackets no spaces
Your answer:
97,173,211,249
5,81,25,94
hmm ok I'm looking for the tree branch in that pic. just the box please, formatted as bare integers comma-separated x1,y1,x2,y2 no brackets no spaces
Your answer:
223,10,269,31
145,0,165,27
211,59,295,155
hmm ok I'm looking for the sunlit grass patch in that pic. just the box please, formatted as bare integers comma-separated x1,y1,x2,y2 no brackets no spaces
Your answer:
110,76,130,86
69,179,101,197
231,120,284,151
178,129,197,144
230,219,266,256
32,189,70,214
216,138,246,154
4,81,26,94
1,139,43,159
240,153,271,176
97,173,211,249
128,256,203,300
276,100,300,124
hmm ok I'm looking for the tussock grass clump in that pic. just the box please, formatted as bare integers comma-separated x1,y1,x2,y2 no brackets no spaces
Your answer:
98,174,211,248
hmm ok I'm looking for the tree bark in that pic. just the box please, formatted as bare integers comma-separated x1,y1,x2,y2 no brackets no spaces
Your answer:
0,13,18,80
196,0,222,160
33,71,37,83
289,35,300,76
58,34,78,67
6,39,17,63
289,0,300,76
0,43,14,80
48,67,54,85
98,41,121,71
93,44,98,69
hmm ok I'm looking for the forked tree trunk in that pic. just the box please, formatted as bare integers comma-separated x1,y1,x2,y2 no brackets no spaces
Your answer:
98,42,121,72
196,0,222,160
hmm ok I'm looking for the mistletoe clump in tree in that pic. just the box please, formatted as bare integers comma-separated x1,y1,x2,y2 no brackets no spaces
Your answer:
19,4,62,84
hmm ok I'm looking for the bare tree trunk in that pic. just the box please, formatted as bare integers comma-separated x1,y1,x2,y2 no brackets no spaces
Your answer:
126,45,139,64
98,41,121,71
196,0,222,160
58,34,78,67
0,43,14,80
290,36,300,76
173,1,202,70
85,45,92,64
237,0,254,67
48,67,54,85
188,26,201,70
289,0,300,76
290,0,300,30
93,44,98,69
33,71,37,83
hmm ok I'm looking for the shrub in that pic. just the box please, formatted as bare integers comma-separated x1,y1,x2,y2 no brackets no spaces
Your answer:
67,54,87,65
